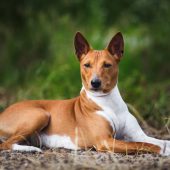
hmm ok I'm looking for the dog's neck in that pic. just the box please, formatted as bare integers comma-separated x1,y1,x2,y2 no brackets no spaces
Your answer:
82,85,128,115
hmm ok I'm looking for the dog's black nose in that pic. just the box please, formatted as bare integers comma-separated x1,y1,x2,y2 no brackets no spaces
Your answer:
91,79,101,89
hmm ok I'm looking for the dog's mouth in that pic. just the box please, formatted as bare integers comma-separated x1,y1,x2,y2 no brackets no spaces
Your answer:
89,87,112,94
88,87,110,97
90,87,102,92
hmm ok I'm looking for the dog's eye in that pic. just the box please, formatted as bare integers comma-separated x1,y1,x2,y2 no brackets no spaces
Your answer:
104,63,112,68
84,63,91,68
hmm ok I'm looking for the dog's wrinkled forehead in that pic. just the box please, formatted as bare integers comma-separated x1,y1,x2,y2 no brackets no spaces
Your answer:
82,50,113,63
87,50,108,57
93,50,104,56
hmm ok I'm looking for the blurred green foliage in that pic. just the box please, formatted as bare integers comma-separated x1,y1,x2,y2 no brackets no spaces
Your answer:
0,0,169,128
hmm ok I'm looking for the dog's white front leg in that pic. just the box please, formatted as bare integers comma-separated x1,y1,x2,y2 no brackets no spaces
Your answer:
122,112,170,156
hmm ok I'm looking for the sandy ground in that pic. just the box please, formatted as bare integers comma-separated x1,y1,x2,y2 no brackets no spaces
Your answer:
0,146,170,170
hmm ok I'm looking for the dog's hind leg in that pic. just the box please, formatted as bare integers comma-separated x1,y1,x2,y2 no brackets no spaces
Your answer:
0,134,41,152
0,108,50,151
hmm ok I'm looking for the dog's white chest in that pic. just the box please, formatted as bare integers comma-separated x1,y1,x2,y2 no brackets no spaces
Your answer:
40,134,79,149
85,85,128,134
96,109,119,132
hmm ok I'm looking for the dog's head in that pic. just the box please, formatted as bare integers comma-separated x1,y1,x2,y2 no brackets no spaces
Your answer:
74,32,124,94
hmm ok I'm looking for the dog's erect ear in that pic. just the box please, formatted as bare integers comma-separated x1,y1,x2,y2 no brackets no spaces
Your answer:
107,32,124,60
74,32,90,60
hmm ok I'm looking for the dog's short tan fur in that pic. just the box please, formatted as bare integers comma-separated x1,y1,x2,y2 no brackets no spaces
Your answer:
0,32,161,154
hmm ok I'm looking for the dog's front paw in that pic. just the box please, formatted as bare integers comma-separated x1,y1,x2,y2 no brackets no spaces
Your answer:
160,140,170,156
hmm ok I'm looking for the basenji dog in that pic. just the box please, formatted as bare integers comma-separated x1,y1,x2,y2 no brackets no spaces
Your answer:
0,32,170,155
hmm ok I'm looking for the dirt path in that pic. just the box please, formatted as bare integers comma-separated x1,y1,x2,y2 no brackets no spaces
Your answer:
0,148,170,170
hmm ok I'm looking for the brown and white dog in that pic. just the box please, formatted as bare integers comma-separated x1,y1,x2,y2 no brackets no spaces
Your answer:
0,32,170,155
